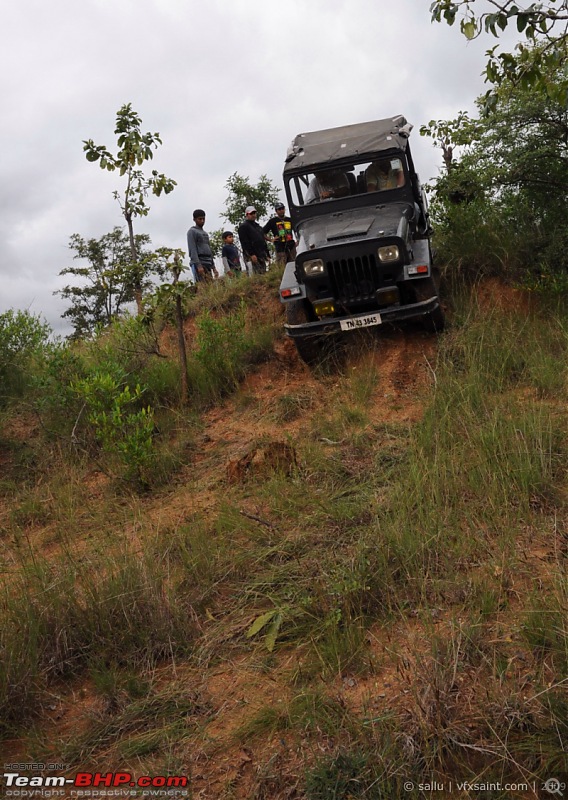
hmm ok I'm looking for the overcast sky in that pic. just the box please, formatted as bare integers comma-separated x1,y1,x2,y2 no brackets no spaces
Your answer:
0,0,516,334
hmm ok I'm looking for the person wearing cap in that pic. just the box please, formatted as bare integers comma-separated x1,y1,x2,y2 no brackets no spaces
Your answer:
187,209,218,282
237,206,270,275
263,203,297,267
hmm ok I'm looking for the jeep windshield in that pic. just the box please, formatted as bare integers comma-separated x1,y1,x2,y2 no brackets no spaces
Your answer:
287,156,407,208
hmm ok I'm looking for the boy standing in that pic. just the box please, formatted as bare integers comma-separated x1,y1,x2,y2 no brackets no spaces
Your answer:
221,231,242,277
187,209,218,282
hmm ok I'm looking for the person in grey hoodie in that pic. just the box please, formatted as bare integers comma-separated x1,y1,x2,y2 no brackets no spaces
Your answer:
186,209,218,282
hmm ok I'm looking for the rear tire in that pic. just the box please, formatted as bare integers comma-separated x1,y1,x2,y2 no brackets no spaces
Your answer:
412,276,445,332
286,300,326,365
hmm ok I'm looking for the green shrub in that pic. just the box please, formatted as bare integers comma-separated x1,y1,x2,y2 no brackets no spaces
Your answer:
71,371,155,484
140,357,182,406
0,309,51,406
29,316,179,442
187,301,274,404
431,196,530,283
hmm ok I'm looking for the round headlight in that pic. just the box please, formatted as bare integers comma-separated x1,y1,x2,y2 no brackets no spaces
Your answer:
378,245,400,263
304,258,325,275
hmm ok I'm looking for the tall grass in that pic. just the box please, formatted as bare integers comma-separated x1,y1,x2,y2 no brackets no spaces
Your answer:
186,301,276,405
362,298,567,603
59,684,205,765
0,544,195,734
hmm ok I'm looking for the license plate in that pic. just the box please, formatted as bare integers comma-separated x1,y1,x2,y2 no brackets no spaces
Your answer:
340,313,382,331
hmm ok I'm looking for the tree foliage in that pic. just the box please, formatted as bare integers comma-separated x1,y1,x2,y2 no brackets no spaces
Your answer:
207,228,225,259
420,111,483,172
422,44,568,287
56,228,156,339
83,104,176,312
0,309,51,405
430,0,568,105
222,172,281,227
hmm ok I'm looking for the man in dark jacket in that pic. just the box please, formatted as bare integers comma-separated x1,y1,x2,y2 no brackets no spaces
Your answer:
263,202,297,267
187,209,217,282
238,206,270,274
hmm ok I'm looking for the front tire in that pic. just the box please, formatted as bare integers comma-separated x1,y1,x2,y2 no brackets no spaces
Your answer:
412,276,445,332
286,300,326,365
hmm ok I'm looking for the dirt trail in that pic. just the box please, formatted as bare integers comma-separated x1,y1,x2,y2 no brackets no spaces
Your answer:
116,323,438,550
199,325,438,462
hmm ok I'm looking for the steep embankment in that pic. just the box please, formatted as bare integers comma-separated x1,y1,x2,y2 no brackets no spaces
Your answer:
1,277,566,799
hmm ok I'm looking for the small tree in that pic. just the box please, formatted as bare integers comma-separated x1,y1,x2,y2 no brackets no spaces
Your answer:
222,172,281,227
83,104,176,313
419,111,482,172
150,248,192,404
57,228,154,339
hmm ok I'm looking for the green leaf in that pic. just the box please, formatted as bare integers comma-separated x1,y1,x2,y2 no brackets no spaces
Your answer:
264,613,283,652
497,14,507,32
246,609,278,639
445,7,457,26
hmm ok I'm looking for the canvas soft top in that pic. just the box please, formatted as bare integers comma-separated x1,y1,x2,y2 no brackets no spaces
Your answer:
284,115,413,173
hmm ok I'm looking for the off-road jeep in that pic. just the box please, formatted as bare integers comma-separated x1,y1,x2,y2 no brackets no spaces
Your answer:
278,115,444,363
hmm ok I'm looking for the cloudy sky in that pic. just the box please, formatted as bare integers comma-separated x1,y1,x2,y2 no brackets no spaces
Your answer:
0,0,515,334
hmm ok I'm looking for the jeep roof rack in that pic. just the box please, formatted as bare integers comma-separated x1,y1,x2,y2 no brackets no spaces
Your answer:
284,115,413,172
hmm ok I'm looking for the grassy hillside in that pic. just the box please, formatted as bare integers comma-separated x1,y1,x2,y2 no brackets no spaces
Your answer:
0,272,566,798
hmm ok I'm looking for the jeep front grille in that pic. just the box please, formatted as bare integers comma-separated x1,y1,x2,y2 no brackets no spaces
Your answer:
326,254,381,304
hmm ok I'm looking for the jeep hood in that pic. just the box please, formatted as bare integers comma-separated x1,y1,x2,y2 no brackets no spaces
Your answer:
297,204,411,254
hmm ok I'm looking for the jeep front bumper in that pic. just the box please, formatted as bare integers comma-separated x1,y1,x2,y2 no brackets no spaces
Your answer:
284,297,440,338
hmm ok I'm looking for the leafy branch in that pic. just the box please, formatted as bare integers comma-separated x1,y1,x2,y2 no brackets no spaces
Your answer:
430,1,568,106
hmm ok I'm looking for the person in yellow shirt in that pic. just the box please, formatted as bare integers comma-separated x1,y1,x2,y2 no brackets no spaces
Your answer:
263,203,297,266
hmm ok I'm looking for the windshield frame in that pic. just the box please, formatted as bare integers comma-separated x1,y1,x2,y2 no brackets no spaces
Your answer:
284,152,412,223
